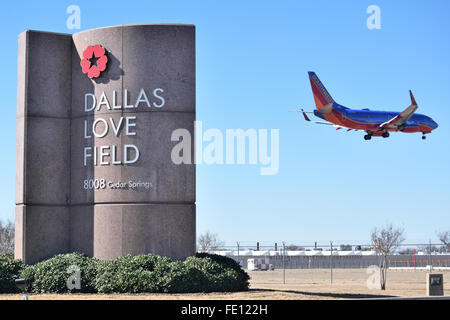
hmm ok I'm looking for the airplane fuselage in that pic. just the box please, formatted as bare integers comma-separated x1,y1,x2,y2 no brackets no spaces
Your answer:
304,71,438,140
314,103,438,136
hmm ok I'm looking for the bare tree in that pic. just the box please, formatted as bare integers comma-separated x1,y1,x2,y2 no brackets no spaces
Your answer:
437,231,450,252
0,220,14,254
197,231,225,253
371,224,405,290
419,244,440,254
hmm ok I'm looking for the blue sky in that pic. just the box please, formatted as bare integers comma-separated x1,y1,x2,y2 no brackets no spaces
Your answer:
1,0,449,246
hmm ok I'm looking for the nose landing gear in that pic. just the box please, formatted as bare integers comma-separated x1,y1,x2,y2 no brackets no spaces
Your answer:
422,133,427,140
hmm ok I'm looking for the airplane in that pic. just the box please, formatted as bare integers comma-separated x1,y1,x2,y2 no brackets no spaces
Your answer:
293,72,438,140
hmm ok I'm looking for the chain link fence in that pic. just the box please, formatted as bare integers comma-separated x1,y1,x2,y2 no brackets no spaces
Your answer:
209,242,450,270
207,242,450,290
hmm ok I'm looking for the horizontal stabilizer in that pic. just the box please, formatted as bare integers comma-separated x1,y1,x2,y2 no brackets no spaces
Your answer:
301,109,311,121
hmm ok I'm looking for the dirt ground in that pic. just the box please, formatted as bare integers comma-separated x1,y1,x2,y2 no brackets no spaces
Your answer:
1,269,449,300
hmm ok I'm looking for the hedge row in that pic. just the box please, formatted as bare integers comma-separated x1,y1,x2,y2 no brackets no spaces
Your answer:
0,252,249,294
0,254,25,293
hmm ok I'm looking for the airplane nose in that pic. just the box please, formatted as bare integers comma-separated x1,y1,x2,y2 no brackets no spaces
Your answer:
432,120,438,129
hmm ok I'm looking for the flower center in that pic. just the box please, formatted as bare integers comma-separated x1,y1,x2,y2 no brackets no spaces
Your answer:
88,52,101,68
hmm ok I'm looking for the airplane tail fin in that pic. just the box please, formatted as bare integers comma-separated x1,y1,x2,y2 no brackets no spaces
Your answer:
308,72,335,110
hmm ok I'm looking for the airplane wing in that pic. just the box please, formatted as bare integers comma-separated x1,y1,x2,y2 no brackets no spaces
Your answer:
314,121,333,125
290,109,357,131
315,122,357,131
378,90,418,129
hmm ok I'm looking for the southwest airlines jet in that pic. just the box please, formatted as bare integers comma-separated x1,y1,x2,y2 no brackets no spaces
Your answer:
297,72,438,140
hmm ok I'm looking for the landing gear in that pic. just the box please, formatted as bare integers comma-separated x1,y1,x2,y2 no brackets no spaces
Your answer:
422,134,426,140
364,134,372,140
382,132,390,138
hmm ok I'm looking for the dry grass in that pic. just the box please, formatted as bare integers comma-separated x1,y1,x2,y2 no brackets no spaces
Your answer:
1,269,449,300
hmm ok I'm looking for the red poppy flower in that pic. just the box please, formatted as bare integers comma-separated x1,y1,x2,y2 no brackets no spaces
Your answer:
80,44,108,79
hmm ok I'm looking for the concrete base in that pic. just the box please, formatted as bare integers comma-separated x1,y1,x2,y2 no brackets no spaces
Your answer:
70,204,195,260
15,205,70,265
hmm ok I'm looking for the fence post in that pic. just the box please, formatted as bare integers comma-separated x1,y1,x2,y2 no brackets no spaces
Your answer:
429,239,432,268
282,241,286,284
414,249,416,270
330,241,333,284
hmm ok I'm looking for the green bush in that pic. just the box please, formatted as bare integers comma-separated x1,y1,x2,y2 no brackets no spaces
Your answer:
94,254,166,293
151,255,250,293
195,253,250,291
0,254,25,293
21,253,98,293
152,259,208,293
95,253,249,293
14,252,249,294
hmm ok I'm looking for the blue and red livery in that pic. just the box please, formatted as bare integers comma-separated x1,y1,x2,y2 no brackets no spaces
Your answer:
298,72,438,140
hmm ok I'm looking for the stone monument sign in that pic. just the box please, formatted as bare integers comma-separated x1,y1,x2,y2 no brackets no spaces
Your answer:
15,24,196,264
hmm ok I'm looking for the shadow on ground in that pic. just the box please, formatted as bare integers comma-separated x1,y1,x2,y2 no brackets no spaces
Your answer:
250,288,395,299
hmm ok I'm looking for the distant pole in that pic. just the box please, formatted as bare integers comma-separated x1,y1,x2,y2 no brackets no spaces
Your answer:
257,242,260,251
275,242,277,251
282,241,286,284
330,241,333,284
237,241,240,257
429,239,432,270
